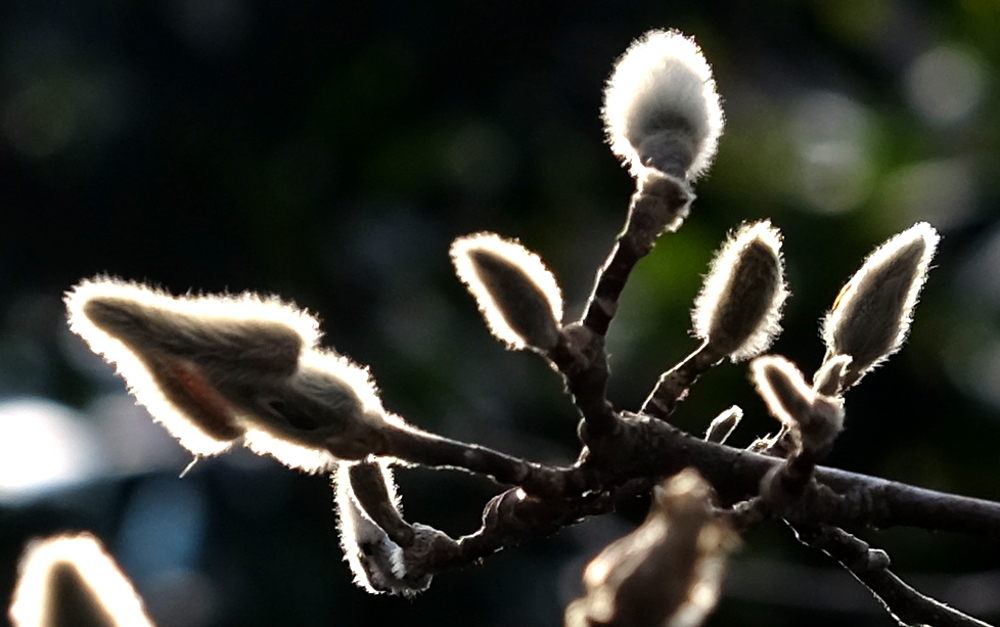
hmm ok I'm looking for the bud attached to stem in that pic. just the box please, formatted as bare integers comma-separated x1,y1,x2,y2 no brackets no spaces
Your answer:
692,221,788,362
65,277,395,472
603,29,725,181
821,222,939,390
750,356,844,457
450,233,564,352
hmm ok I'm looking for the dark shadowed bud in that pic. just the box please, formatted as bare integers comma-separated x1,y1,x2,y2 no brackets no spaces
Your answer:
692,221,788,362
65,277,393,472
602,30,724,181
821,222,939,390
565,469,736,627
9,533,155,627
450,233,564,351
704,405,742,444
334,461,445,597
750,356,844,456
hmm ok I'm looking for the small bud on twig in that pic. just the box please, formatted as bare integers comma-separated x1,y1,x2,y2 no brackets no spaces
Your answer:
565,469,736,627
65,277,394,472
334,461,434,596
821,222,939,390
450,232,564,351
750,356,844,457
602,29,724,181
9,533,155,627
704,405,743,444
692,221,787,362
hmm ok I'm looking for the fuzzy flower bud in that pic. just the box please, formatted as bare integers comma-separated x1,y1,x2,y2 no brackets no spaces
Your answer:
334,461,448,596
65,277,392,472
821,222,939,389
602,30,724,180
751,356,844,456
450,232,564,351
692,221,788,362
565,469,736,627
9,533,154,627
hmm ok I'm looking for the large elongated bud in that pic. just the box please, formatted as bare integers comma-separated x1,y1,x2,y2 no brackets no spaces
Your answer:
450,232,564,352
602,30,724,180
820,222,939,389
692,221,788,362
65,277,392,472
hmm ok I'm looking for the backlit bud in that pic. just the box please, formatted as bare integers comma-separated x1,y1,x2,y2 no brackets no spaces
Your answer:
821,222,939,389
9,533,154,627
565,469,735,627
334,461,434,596
450,233,564,351
692,221,787,362
751,356,844,455
602,30,724,180
65,277,392,472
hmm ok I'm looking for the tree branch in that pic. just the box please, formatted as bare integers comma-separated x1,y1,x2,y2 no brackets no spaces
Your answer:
793,524,991,627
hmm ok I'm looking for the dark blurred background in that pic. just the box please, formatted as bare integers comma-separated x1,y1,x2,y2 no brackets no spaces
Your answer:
1,1,999,626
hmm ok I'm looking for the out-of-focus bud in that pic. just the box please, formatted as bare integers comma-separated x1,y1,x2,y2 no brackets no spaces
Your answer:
565,469,736,627
602,30,724,181
65,277,393,472
334,461,439,596
450,233,564,352
692,221,787,362
821,222,939,390
8,533,155,627
704,405,743,445
750,356,844,456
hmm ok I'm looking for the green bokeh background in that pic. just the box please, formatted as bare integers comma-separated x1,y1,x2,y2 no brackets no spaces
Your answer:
1,1,1000,625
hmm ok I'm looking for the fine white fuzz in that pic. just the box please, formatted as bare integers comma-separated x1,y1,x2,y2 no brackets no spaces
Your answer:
692,221,787,361
9,533,154,627
334,462,407,595
603,29,724,180
751,356,845,454
450,232,564,351
821,222,940,389
65,276,392,471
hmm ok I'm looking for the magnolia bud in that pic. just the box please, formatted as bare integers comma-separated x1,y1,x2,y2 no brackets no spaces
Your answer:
450,232,564,351
602,30,724,180
565,469,735,627
750,356,844,456
704,405,743,445
821,222,939,389
65,277,392,472
334,462,434,596
692,221,788,362
9,533,154,627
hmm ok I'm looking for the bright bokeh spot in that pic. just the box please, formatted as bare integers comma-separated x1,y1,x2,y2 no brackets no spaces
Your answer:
905,45,986,125
790,91,874,214
0,398,106,503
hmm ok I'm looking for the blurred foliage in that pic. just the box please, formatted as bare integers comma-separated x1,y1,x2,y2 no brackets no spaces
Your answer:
1,1,1000,626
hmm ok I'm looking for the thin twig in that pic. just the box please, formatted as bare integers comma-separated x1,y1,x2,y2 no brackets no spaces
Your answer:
582,174,691,337
793,524,992,627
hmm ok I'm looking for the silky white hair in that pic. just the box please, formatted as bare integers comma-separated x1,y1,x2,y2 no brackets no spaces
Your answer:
602,30,724,180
